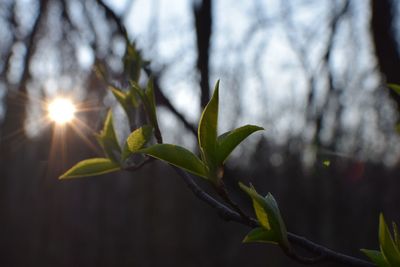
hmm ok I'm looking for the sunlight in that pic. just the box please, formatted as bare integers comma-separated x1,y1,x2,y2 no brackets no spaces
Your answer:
47,97,76,125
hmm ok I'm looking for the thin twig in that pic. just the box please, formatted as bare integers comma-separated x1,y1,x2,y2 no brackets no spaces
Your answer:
124,157,154,172
215,180,253,225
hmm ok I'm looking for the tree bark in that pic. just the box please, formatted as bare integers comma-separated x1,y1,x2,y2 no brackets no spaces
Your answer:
194,0,212,108
371,0,400,107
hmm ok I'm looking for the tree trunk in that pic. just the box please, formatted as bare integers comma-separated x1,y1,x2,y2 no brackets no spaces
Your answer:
371,0,400,107
194,0,212,108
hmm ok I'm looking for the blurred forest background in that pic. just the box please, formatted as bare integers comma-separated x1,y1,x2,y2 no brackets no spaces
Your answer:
1,0,400,266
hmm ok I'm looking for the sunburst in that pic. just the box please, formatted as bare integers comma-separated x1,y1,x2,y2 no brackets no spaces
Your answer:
47,97,77,125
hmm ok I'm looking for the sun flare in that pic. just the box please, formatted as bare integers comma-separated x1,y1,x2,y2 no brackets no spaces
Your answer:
47,97,76,125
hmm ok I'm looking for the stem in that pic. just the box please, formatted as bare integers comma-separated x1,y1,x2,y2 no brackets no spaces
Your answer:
124,157,154,171
173,167,375,267
215,181,253,225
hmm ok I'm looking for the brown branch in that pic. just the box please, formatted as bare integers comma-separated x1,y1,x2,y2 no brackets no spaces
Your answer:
124,157,154,171
173,167,253,225
96,0,198,137
215,180,253,225
171,167,374,267
371,0,400,107
144,68,198,137
19,0,49,92
96,0,129,43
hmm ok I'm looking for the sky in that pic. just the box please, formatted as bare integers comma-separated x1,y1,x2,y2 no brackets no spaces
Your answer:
3,0,399,165
102,0,400,162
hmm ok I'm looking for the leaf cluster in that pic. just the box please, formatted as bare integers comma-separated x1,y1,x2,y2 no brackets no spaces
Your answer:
362,214,400,267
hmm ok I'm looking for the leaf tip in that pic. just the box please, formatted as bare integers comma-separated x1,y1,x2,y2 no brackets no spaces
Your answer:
214,80,220,94
323,160,331,167
242,236,251,243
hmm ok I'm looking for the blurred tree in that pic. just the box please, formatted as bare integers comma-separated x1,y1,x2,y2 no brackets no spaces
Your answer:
194,0,212,109
0,0,400,266
371,0,400,107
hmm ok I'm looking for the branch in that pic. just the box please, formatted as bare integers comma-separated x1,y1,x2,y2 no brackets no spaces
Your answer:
124,157,154,172
144,68,198,137
173,167,254,225
172,167,374,267
96,0,198,137
19,0,49,92
96,0,129,43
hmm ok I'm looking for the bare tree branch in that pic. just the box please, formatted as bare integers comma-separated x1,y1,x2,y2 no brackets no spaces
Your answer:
96,0,198,137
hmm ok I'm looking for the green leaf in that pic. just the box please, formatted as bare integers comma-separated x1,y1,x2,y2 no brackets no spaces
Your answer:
379,214,400,266
126,90,139,108
138,144,208,178
361,249,390,267
393,222,400,251
395,123,400,136
322,160,331,167
102,110,118,140
122,125,153,160
97,110,121,163
130,81,145,100
198,80,219,175
239,182,289,249
110,86,130,114
124,42,142,82
253,198,270,229
145,78,158,125
59,158,120,179
216,125,264,164
243,227,278,244
388,83,400,96
129,80,160,130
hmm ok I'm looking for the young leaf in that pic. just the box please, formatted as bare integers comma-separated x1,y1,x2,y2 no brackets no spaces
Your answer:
239,182,289,249
122,125,153,160
360,249,390,267
97,110,121,163
59,158,120,179
322,160,331,167
243,227,278,244
129,80,160,132
395,124,400,135
126,90,139,108
130,81,145,100
145,78,158,126
138,144,208,178
110,86,128,113
124,42,142,82
379,214,400,266
393,222,400,251
216,124,264,165
388,83,400,96
198,80,219,173
253,198,271,229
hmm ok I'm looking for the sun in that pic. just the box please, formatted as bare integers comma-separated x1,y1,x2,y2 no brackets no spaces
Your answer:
47,97,77,125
